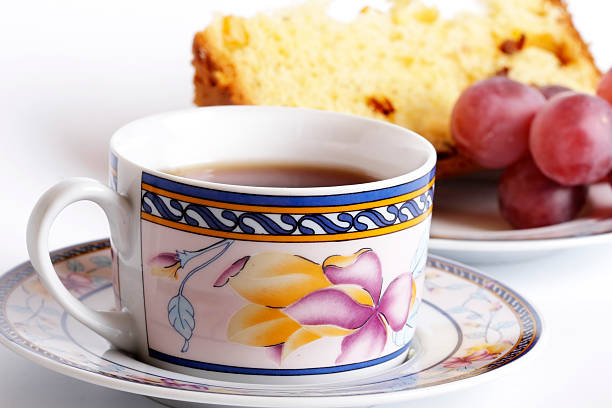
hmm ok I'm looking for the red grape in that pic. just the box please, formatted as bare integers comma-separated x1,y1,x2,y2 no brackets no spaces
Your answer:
499,158,587,229
537,85,572,100
597,69,612,106
530,93,612,186
451,77,546,168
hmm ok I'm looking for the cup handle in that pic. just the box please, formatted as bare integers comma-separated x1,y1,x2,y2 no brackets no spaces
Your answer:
26,177,137,352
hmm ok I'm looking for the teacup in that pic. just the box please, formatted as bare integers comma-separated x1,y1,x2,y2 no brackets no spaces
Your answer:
27,106,436,383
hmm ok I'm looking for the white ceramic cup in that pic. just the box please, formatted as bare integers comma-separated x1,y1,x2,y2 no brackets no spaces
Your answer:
27,106,436,383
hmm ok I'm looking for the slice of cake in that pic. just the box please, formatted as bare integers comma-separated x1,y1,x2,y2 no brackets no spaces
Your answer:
192,0,600,177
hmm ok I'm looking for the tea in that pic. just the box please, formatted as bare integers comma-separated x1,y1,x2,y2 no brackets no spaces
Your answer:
165,161,379,188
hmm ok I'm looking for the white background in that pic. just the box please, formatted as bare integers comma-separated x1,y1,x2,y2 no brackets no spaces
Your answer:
1,1,612,407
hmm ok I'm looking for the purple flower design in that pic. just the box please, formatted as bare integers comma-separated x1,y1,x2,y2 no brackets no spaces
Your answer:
442,349,498,369
149,252,181,279
150,243,236,282
213,256,249,287
59,273,93,295
283,250,414,364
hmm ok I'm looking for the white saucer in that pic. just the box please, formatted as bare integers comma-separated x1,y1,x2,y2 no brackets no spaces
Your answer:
430,173,612,264
0,240,543,407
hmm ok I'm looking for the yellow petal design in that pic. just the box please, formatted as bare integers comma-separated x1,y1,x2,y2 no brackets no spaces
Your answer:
332,284,375,306
227,304,301,347
151,263,180,280
303,324,355,337
24,278,52,298
229,252,332,307
281,328,321,361
466,342,510,355
322,248,372,268
410,278,417,311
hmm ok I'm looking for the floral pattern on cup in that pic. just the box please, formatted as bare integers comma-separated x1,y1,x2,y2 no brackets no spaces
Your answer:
149,253,181,279
213,249,417,365
147,240,235,352
146,232,430,363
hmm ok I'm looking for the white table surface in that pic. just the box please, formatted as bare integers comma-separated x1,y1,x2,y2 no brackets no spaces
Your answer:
1,1,611,407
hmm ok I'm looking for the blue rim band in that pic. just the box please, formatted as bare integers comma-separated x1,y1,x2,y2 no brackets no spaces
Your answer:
148,345,410,376
142,167,435,207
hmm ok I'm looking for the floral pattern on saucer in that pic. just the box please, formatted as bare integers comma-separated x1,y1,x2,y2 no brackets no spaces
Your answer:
0,239,541,402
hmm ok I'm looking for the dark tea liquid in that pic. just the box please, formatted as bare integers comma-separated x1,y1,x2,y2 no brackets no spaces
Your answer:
165,162,379,188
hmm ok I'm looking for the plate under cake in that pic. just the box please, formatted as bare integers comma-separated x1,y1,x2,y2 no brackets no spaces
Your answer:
430,173,612,263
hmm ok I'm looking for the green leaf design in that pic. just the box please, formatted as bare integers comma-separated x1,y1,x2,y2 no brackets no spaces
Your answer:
464,332,487,339
168,294,195,353
66,259,84,273
492,321,516,330
90,255,112,267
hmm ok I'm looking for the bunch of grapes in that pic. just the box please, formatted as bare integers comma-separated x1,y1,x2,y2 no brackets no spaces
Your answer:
450,70,612,229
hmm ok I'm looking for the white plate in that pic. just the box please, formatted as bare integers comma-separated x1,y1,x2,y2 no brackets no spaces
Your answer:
429,173,612,263
0,240,542,407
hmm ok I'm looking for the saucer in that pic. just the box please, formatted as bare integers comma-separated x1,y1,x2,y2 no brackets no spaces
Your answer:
430,173,612,264
0,239,542,407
